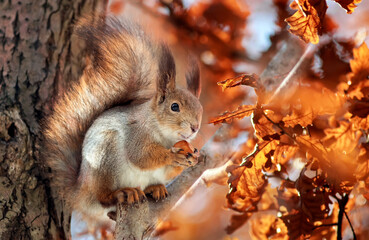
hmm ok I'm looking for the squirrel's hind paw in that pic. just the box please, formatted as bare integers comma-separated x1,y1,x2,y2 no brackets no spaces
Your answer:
110,187,147,206
144,184,169,202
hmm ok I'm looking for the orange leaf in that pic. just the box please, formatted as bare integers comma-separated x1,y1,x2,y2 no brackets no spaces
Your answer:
252,109,281,139
273,144,299,165
282,109,314,128
250,215,288,240
348,98,369,131
297,135,358,193
348,98,369,118
350,115,369,131
285,0,327,44
281,169,333,239
355,143,369,180
281,209,314,239
281,86,344,127
210,105,255,125
350,42,369,75
296,135,330,167
347,43,369,100
217,73,259,91
322,121,361,154
227,165,266,212
227,141,278,212
333,0,362,14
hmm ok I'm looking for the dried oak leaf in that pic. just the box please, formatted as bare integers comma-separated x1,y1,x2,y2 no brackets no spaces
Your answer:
348,98,369,118
250,214,288,240
227,165,267,212
217,73,259,91
258,185,279,211
273,144,299,165
350,114,369,131
281,209,314,239
277,184,300,212
210,105,255,125
333,0,362,14
346,42,369,100
282,86,344,128
283,109,314,128
296,172,331,221
347,97,369,131
296,135,329,162
227,140,278,213
285,0,327,44
355,143,369,180
282,170,332,239
297,135,358,194
322,121,361,154
252,109,282,139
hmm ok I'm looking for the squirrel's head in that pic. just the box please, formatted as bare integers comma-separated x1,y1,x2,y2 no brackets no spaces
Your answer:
152,45,202,143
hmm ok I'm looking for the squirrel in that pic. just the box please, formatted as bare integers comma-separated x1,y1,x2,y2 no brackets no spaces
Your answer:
42,16,202,229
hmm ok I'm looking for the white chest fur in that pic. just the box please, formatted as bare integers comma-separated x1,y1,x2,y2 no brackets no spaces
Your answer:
118,160,169,190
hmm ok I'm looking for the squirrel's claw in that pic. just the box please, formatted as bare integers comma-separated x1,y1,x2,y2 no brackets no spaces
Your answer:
111,187,146,205
171,141,199,167
144,184,168,202
172,152,198,167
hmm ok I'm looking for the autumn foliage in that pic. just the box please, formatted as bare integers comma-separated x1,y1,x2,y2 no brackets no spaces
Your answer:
211,40,369,239
286,0,362,44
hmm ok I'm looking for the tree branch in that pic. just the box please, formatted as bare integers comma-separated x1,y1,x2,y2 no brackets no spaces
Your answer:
344,209,357,240
336,194,349,240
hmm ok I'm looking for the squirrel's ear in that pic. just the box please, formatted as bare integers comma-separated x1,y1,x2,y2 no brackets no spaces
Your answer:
186,58,201,98
157,44,176,103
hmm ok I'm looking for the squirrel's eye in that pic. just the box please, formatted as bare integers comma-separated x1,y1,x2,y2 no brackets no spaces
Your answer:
171,103,180,112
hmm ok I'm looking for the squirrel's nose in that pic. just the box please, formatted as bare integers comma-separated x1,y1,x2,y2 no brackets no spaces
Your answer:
191,124,199,133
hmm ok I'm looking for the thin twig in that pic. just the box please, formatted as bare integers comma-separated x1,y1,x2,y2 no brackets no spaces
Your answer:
344,211,357,240
261,110,296,142
335,194,349,240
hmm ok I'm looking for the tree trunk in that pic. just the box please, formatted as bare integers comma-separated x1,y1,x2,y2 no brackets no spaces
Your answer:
0,0,100,239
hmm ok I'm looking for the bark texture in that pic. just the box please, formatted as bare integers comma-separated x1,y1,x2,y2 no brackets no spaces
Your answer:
0,0,99,239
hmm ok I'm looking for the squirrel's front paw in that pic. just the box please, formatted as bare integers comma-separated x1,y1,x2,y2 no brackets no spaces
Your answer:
171,140,199,167
171,151,196,167
111,187,147,205
144,184,168,202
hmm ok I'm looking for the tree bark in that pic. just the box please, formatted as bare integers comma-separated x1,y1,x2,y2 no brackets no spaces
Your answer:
0,0,100,239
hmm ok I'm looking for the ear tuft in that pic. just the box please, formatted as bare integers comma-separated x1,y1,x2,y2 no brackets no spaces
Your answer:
157,44,176,99
186,58,201,98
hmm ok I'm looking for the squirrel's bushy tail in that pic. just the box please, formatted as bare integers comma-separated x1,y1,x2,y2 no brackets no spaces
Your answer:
43,16,171,203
